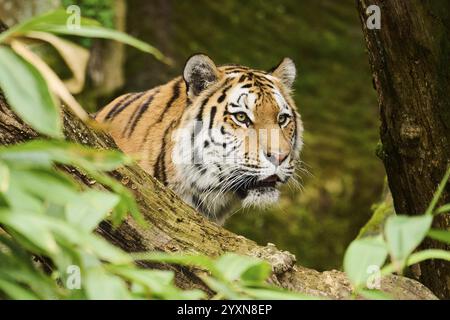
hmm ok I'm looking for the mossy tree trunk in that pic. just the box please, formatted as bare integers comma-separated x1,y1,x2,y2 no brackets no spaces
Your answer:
357,0,450,299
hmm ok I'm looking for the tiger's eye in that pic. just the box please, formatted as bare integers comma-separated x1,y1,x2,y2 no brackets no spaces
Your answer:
278,114,289,125
235,112,248,123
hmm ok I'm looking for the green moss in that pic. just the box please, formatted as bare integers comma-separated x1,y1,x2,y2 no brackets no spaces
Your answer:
357,200,394,239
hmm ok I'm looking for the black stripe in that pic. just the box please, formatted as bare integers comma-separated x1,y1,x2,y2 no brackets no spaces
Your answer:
237,93,247,104
224,141,242,157
186,97,192,107
105,92,144,121
156,79,182,123
217,84,232,103
124,89,160,137
103,93,132,120
196,96,211,122
191,79,232,152
209,106,217,129
207,106,222,146
139,80,182,148
229,103,241,110
292,109,298,150
224,67,249,73
153,122,174,186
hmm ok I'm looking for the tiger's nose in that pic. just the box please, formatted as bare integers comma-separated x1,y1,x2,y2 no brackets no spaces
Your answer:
264,152,289,166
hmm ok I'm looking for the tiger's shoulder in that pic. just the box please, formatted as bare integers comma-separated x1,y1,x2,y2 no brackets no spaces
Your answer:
95,78,188,155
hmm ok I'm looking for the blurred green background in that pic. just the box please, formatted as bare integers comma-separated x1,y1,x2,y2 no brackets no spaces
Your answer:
1,0,384,270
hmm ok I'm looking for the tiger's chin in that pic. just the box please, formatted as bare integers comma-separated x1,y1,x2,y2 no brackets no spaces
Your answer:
241,187,280,208
234,174,284,209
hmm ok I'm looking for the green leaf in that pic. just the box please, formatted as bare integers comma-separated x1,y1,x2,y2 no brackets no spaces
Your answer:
382,249,450,275
38,25,168,63
425,166,450,215
241,263,272,283
1,209,130,265
0,161,9,192
215,253,270,282
1,173,44,213
0,46,61,137
427,229,450,245
0,142,54,168
45,219,131,265
110,266,205,300
0,257,60,300
131,252,219,277
7,168,78,209
435,204,450,215
113,267,174,291
200,275,242,300
0,278,39,300
384,215,433,264
0,9,100,43
0,9,167,63
406,249,450,265
343,235,388,288
0,210,59,255
0,140,130,171
77,168,144,227
84,267,131,300
66,190,120,232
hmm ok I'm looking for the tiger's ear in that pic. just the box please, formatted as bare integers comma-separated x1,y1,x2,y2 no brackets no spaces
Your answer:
269,57,296,89
183,54,219,97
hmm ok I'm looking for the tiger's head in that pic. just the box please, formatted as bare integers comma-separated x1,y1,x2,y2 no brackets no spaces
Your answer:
173,54,303,222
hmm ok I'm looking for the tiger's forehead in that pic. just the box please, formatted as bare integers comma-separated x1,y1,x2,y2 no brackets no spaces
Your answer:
221,65,278,89
218,66,291,117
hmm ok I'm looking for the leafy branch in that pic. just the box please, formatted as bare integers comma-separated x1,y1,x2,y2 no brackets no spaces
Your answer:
0,10,169,138
344,167,450,299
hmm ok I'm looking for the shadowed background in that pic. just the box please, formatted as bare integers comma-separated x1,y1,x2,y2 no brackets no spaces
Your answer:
0,0,384,270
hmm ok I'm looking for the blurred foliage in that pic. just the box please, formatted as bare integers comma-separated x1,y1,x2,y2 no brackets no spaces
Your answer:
345,167,450,299
61,0,114,47
122,0,384,270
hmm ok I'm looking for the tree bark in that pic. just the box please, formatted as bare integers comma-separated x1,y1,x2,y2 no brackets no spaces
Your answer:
0,94,437,299
356,0,450,299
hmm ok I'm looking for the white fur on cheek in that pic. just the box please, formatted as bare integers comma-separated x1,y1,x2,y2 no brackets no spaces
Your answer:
242,188,280,208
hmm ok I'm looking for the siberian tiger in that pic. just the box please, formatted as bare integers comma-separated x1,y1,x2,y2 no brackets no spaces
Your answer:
95,54,303,224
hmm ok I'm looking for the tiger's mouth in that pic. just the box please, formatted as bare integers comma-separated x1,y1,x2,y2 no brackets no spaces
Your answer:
235,174,281,199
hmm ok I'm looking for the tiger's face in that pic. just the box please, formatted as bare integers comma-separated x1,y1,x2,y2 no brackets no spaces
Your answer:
173,54,303,221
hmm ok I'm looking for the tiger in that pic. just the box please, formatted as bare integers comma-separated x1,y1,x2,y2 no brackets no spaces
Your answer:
95,54,304,225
